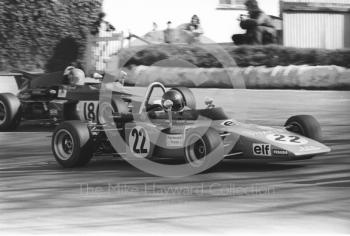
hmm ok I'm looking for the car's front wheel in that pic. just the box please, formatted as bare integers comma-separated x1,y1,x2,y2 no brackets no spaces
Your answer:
52,121,93,168
285,115,322,142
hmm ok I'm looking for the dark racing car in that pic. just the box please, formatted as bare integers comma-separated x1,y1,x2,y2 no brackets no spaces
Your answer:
0,68,133,131
51,81,331,168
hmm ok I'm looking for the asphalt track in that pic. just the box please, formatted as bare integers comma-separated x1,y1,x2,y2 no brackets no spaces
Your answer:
1,89,350,234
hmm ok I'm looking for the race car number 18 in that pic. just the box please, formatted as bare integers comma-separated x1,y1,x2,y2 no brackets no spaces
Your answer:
77,101,98,122
128,126,151,158
84,102,96,121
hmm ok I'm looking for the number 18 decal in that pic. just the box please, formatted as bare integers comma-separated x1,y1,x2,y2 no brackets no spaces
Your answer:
84,102,97,121
266,134,308,146
77,101,98,122
128,126,151,158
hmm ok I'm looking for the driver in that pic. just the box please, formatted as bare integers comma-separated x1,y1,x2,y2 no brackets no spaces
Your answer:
63,66,85,86
161,89,186,112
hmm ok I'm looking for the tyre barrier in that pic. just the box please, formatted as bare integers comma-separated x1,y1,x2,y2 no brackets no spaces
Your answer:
124,65,350,89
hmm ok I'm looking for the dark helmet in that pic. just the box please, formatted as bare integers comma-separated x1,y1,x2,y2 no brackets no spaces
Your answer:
245,0,260,12
161,89,185,112
191,14,200,25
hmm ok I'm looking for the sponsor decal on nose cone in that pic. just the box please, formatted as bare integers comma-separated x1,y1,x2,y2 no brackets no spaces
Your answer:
272,149,288,156
221,119,237,126
253,144,271,156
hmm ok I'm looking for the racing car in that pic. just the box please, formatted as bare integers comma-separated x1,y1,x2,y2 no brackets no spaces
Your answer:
51,81,331,169
0,68,132,131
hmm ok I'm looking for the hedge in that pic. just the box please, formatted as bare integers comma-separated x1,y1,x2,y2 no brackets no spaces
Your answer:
0,0,105,72
117,44,350,69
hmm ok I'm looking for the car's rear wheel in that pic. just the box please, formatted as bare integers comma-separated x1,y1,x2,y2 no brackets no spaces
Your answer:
184,128,223,168
0,93,22,131
52,121,93,168
285,115,322,142
170,87,196,110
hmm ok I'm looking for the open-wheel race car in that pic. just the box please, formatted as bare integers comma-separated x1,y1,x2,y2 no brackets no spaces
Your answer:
0,68,132,131
51,81,331,169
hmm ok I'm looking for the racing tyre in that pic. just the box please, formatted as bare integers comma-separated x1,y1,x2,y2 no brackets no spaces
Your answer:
285,115,322,142
184,128,224,168
0,93,21,131
52,121,93,168
171,87,196,110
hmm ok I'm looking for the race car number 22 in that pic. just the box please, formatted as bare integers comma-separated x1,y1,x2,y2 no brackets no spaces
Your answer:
266,134,308,145
128,126,151,158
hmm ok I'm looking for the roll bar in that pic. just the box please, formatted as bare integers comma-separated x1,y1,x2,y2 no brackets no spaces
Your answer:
138,82,166,114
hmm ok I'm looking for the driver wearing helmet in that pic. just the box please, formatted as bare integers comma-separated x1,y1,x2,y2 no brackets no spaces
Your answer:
161,89,186,112
63,66,86,86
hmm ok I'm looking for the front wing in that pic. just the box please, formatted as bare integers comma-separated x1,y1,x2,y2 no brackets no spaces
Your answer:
216,120,331,161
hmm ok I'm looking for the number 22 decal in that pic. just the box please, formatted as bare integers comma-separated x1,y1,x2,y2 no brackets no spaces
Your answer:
273,134,300,143
131,128,148,154
129,126,150,158
266,133,308,145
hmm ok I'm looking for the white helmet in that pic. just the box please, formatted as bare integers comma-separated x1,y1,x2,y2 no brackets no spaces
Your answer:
63,66,85,85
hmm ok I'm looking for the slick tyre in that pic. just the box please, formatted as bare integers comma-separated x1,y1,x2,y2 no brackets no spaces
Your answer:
0,93,21,131
170,87,196,110
285,115,322,142
184,128,224,169
52,121,93,168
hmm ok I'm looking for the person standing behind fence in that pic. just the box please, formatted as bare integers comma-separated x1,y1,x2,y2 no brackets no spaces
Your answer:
152,22,158,31
184,15,203,44
164,21,176,43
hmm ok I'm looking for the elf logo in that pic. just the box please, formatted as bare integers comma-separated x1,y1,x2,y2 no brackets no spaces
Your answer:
253,144,271,156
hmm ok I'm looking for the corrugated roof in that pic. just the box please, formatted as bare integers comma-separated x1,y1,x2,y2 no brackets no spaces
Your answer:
281,0,350,13
281,0,350,4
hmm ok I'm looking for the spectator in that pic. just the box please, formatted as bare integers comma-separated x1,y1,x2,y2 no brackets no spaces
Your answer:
185,14,203,44
144,22,163,43
164,21,175,43
232,0,276,45
152,22,158,31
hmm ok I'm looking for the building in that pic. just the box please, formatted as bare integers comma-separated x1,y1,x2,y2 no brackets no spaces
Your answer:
281,0,350,49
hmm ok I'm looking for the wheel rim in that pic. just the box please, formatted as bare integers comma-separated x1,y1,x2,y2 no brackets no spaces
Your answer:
53,129,75,161
0,101,6,125
288,121,305,135
185,133,207,167
99,102,114,124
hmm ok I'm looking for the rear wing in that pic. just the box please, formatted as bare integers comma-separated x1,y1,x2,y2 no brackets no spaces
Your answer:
11,70,64,89
11,70,44,80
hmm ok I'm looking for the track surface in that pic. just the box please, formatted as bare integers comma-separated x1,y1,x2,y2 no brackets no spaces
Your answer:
1,89,350,234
